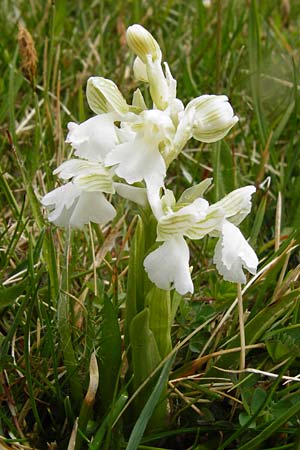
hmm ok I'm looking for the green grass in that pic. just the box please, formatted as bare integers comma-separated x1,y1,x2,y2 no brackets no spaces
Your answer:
1,0,300,449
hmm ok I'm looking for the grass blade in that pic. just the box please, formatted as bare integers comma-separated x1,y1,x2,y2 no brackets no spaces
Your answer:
125,355,174,450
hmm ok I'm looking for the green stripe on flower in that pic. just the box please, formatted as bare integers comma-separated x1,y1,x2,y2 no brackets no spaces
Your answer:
74,173,115,194
86,77,129,115
126,24,162,64
157,213,195,240
185,209,224,240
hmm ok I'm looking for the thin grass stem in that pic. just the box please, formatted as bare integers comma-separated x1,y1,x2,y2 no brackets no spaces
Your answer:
275,191,282,252
57,227,83,408
237,283,245,371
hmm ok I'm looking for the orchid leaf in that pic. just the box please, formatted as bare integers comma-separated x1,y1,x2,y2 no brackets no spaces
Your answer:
98,296,122,415
147,286,172,359
125,216,146,348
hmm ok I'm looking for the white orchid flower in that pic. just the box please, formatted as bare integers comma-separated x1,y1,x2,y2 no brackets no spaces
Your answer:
174,95,239,155
189,95,238,143
64,77,131,165
41,157,116,228
42,154,148,229
84,68,176,189
125,25,238,171
144,185,223,295
41,182,116,229
144,183,258,295
105,109,175,189
127,24,186,119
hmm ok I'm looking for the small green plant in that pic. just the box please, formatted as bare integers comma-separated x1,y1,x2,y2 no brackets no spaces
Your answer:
40,23,258,447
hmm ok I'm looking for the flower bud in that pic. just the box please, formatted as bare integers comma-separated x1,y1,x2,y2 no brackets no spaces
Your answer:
126,24,161,64
187,95,238,143
146,58,169,110
86,77,129,115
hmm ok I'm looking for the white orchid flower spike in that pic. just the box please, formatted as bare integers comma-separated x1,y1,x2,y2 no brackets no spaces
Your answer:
41,22,253,295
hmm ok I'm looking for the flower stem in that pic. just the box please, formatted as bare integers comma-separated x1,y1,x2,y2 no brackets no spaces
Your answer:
125,213,172,430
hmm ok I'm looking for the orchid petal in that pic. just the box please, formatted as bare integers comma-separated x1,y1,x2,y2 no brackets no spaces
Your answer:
69,191,116,229
105,138,166,187
157,198,209,241
185,207,224,240
114,182,147,206
132,88,147,111
146,56,169,110
136,109,175,143
41,183,81,227
187,95,239,143
147,184,164,220
66,114,118,162
54,159,114,193
133,57,149,82
210,186,256,225
86,77,129,115
74,172,115,193
173,106,195,153
144,236,193,295
164,62,177,102
53,159,92,180
41,182,116,229
177,178,212,205
126,24,162,64
213,221,258,283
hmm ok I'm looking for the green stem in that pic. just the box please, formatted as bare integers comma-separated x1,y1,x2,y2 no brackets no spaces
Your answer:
125,212,173,430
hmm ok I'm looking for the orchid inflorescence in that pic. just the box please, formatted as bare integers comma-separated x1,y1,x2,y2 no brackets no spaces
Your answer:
42,24,258,295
